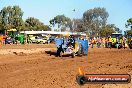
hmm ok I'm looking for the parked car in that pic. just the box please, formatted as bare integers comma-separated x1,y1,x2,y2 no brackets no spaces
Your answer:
36,37,48,44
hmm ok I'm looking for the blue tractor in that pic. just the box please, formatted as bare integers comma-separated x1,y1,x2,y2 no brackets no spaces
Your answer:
55,37,88,58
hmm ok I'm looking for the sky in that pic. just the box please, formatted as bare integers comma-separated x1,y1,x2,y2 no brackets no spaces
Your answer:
0,0,132,32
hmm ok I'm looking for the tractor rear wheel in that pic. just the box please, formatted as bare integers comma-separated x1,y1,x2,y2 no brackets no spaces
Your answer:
78,43,82,56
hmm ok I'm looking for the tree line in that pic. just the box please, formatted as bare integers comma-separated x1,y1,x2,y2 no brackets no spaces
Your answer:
0,5,51,34
125,18,132,35
0,5,131,36
49,7,123,37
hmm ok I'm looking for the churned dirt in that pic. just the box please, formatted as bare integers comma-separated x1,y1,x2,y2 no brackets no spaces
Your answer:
0,44,132,88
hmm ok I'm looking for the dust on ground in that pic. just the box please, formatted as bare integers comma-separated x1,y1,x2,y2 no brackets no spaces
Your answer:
0,44,132,88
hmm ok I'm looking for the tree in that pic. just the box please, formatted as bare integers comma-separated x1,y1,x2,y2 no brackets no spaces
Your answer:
100,24,115,37
0,6,24,32
73,19,84,32
126,30,132,35
0,15,3,32
124,18,132,36
126,18,132,29
107,24,121,33
25,17,50,31
83,7,109,35
100,24,121,37
49,15,72,31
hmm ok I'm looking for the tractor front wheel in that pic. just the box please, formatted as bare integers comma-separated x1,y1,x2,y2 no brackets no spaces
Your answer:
72,52,75,58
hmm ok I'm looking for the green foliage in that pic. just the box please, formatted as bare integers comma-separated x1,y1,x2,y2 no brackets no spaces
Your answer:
0,5,124,35
49,15,72,31
83,7,109,34
25,17,50,31
100,24,115,36
125,18,132,36
126,18,132,29
0,5,50,32
73,19,84,32
126,30,132,35
0,6,24,31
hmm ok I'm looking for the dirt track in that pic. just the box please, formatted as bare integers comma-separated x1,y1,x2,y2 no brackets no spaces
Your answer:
0,44,132,88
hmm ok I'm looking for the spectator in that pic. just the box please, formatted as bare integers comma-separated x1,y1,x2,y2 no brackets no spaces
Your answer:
2,35,6,45
97,37,101,48
108,36,112,49
105,37,108,48
102,37,105,48
91,38,95,48
122,36,126,49
0,35,2,45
